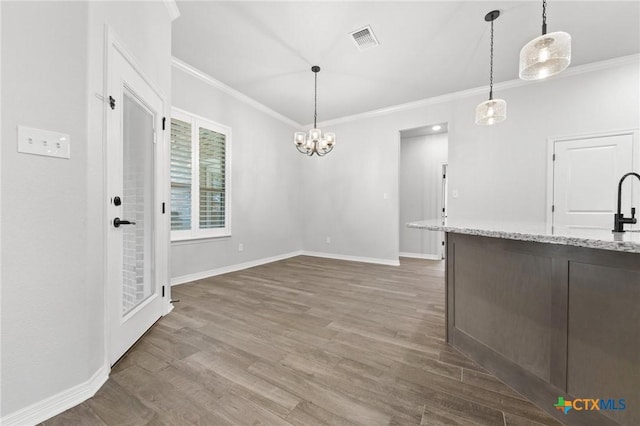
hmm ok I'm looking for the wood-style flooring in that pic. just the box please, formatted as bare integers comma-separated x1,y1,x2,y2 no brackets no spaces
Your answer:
45,256,563,426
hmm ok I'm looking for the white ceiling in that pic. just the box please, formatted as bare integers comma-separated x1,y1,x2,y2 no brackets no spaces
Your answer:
172,1,640,125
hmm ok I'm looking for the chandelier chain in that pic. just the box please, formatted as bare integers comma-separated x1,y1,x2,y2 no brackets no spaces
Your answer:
314,71,318,128
542,0,548,34
489,18,494,100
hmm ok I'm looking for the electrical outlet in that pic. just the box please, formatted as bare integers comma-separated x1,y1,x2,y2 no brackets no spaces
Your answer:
326,236,331,244
238,243,244,252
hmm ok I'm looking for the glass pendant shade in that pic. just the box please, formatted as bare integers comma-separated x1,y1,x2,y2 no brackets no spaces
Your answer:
325,133,336,147
309,128,322,142
475,99,506,125
519,31,571,80
476,10,506,126
294,132,306,146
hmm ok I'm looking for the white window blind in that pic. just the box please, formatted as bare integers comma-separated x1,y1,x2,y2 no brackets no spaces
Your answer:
170,108,231,240
170,118,192,231
199,127,226,229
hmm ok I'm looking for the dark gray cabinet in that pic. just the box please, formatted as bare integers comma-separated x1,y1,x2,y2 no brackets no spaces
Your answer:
446,233,639,426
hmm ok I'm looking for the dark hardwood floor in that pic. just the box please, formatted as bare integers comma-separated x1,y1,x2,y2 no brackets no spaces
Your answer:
45,256,563,425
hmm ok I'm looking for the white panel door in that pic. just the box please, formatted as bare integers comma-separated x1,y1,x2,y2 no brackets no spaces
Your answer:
107,45,164,364
553,133,636,238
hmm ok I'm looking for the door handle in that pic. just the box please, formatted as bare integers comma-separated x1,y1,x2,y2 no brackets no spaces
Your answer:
113,217,137,228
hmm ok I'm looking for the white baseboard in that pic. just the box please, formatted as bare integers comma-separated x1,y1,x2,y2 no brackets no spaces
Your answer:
171,250,303,286
399,252,442,260
171,249,404,286
300,251,400,266
1,364,109,426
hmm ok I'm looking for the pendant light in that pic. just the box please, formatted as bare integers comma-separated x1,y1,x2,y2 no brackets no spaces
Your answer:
476,10,506,126
519,0,571,80
294,66,336,156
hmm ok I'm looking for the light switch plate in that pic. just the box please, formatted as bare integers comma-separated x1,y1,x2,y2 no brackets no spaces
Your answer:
18,125,70,159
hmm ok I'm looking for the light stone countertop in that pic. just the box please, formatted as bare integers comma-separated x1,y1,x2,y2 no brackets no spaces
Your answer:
407,219,640,254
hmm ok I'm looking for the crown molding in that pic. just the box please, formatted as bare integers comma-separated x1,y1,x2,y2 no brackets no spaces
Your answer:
313,53,640,128
172,57,302,128
163,0,180,21
173,53,638,130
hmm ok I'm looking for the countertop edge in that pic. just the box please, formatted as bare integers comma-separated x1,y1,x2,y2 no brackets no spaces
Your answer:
406,222,640,254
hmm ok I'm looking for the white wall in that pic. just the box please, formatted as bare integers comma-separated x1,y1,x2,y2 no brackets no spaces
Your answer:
448,61,640,224
399,133,448,257
1,1,172,422
299,101,450,263
1,1,90,416
0,0,3,411
170,66,302,283
301,59,640,263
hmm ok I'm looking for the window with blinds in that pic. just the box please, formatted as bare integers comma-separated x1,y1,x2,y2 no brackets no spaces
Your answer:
170,109,231,240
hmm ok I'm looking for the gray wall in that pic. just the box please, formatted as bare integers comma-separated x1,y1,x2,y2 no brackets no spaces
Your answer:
299,121,401,262
1,0,172,418
300,60,640,263
399,133,448,257
2,1,89,415
170,68,302,281
447,62,640,224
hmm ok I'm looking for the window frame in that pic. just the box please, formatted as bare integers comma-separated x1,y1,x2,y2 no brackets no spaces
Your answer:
170,107,232,241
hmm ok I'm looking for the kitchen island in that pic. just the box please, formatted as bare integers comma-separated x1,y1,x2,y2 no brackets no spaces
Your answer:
408,220,639,426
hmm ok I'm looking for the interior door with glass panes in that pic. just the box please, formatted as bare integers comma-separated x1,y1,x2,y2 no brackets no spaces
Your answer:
107,45,164,365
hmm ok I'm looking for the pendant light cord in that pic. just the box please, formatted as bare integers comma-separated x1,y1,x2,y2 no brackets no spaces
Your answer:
542,0,547,35
489,18,494,100
313,71,318,128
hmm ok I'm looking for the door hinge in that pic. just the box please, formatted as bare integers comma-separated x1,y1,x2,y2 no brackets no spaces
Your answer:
442,241,445,246
443,174,446,179
109,96,116,110
552,153,556,161
442,208,445,213
162,202,166,214
552,205,555,212
162,117,166,130
162,285,165,298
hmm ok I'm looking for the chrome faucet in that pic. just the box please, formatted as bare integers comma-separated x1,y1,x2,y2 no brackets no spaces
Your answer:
613,172,640,233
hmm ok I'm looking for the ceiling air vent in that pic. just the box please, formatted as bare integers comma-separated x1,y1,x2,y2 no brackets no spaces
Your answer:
349,25,379,51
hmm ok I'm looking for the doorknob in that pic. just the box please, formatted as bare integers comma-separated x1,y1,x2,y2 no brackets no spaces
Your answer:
113,217,136,228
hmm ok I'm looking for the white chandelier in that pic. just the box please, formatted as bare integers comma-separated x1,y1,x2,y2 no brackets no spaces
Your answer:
519,0,571,80
476,10,506,126
294,66,336,156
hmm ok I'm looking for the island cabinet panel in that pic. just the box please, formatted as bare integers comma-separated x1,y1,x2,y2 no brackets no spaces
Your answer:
452,239,553,381
567,262,640,426
445,232,639,426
